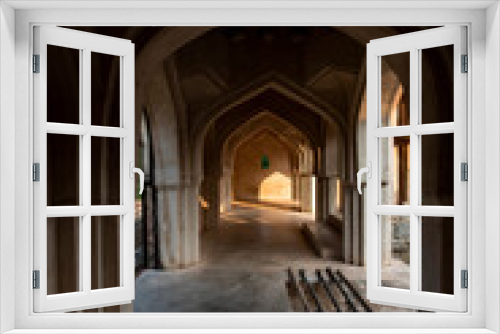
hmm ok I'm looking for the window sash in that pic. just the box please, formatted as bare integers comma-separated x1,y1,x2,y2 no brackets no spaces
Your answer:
33,26,136,313
366,26,467,312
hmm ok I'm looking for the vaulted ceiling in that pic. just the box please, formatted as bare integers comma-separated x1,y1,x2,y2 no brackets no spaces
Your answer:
172,26,428,132
67,26,429,135
175,27,364,127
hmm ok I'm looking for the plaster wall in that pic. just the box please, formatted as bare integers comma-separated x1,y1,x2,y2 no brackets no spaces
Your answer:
233,131,294,203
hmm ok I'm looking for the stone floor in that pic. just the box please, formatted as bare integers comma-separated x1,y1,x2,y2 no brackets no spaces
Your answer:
133,202,415,312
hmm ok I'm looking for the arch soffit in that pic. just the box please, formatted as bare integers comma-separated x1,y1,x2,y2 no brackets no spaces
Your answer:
195,85,328,181
225,125,305,171
233,127,301,161
192,72,346,141
194,73,341,169
222,111,309,167
229,128,303,178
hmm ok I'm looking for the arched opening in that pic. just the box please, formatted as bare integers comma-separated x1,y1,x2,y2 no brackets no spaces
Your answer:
234,130,295,204
197,88,327,233
48,25,455,312
219,111,315,212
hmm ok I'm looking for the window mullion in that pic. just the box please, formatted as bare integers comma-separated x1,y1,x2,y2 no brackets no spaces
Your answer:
82,48,92,294
409,48,420,294
78,48,85,294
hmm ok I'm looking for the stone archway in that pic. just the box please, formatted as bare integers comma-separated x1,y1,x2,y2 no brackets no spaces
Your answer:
219,111,312,214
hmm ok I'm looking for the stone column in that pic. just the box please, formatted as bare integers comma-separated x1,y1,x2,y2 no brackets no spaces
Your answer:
343,183,354,264
358,188,366,266
294,171,301,204
315,175,330,223
343,185,365,266
180,183,201,266
299,174,313,212
291,170,298,201
156,185,181,268
156,179,202,268
219,168,232,213
329,176,338,217
203,175,220,230
352,188,362,266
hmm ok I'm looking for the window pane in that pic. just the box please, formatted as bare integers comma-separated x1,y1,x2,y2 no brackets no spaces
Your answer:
381,52,410,127
380,215,410,290
91,137,121,205
47,134,80,206
91,216,121,290
47,45,80,124
421,217,454,295
380,137,410,205
421,45,454,124
421,134,454,206
47,217,80,295
91,52,120,127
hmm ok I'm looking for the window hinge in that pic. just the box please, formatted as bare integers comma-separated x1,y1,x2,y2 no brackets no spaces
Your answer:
461,162,468,182
461,54,468,73
33,270,40,289
461,270,468,289
33,54,40,73
33,163,40,182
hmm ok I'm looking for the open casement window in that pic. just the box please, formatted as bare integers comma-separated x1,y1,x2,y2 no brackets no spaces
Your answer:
363,26,467,312
33,26,139,312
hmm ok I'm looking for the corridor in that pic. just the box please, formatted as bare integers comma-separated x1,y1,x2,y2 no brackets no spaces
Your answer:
134,203,321,312
44,26,453,313
133,203,412,312
201,202,320,269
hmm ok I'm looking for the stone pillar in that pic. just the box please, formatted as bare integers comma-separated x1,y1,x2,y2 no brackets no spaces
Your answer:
204,175,220,230
219,168,232,213
343,183,354,264
315,175,330,223
329,177,338,217
291,170,298,201
156,185,181,268
361,187,367,266
299,174,313,213
294,171,301,203
357,188,366,266
181,183,201,265
310,176,315,214
299,174,307,212
352,188,362,266
226,175,232,211
156,179,201,268
343,185,365,266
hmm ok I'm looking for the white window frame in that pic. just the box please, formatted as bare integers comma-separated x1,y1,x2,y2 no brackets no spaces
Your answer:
1,2,498,333
33,26,136,313
365,26,467,312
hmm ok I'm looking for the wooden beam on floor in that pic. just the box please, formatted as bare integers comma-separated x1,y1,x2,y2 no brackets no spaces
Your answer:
315,269,341,312
286,268,310,312
335,269,372,312
325,267,358,312
298,269,323,312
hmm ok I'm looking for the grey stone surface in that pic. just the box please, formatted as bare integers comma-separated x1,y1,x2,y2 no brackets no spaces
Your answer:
133,204,414,313
134,204,318,312
134,268,291,312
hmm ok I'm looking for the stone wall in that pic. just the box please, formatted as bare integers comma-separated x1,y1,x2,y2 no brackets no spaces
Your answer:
233,130,294,203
